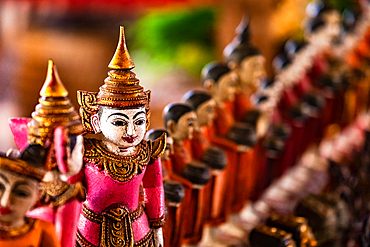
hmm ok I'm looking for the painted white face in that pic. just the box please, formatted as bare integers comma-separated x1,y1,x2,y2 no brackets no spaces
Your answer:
0,169,39,229
93,106,147,150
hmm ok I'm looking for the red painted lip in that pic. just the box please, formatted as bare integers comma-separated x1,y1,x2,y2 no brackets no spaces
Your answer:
123,136,137,143
0,207,11,215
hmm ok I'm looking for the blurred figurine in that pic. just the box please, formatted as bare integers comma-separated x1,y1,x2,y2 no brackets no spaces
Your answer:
163,102,211,246
0,145,60,247
183,90,228,243
146,129,185,247
8,60,85,247
76,27,165,247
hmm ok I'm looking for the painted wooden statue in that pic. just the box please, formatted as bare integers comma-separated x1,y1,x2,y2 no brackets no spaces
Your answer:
0,145,60,247
76,27,166,247
8,60,85,247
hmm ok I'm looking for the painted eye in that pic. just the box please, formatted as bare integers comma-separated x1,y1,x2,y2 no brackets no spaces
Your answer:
112,120,126,126
135,119,145,126
13,190,30,198
0,183,5,191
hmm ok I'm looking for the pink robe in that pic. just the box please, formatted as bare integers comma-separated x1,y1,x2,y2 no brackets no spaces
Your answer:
76,138,165,246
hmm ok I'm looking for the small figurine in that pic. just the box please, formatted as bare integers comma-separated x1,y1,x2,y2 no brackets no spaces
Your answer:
0,145,60,247
76,27,165,247
146,129,185,247
202,61,240,223
8,60,85,247
226,44,266,121
182,90,228,243
163,102,212,245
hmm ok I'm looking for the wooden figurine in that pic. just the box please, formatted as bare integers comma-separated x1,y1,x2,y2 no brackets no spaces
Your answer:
202,61,240,223
163,102,212,246
0,145,60,247
182,90,228,243
146,129,185,247
8,60,85,247
76,27,166,247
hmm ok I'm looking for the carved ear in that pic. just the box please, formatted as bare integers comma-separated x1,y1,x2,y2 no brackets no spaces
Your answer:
91,114,101,133
167,120,177,136
203,79,215,94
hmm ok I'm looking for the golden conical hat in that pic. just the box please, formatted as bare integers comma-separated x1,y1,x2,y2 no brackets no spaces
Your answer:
28,60,83,146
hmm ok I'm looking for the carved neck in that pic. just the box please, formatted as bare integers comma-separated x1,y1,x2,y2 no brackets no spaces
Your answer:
102,138,137,156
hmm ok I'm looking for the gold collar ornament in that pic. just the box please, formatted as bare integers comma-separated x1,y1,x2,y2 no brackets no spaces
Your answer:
84,139,151,182
77,26,151,134
28,60,83,146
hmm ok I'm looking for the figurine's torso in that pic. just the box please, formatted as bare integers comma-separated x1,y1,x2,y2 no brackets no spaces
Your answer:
77,138,157,246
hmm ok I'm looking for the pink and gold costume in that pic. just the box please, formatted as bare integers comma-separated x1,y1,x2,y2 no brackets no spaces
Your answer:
76,27,166,247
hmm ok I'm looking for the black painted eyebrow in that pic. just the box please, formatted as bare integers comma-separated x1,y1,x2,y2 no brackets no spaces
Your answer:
108,113,129,120
187,117,196,122
133,111,146,119
0,173,9,184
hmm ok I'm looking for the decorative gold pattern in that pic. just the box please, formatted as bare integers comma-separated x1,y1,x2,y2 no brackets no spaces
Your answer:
39,180,85,208
0,154,45,181
82,203,144,225
108,27,136,70
76,228,154,247
149,214,165,229
0,218,36,238
77,27,151,134
150,133,166,161
28,60,83,146
84,139,151,182
77,91,99,133
79,203,147,247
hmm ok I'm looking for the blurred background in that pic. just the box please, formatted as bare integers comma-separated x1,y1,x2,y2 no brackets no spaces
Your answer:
0,0,350,150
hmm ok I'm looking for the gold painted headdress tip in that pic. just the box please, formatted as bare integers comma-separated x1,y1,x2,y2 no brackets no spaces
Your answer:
108,26,135,70
40,60,68,98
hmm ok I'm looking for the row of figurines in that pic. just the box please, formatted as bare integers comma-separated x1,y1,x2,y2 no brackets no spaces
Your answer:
145,1,370,246
1,1,370,247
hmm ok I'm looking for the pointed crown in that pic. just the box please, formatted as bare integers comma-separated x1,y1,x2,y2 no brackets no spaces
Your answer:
28,60,83,145
97,26,150,108
77,26,151,133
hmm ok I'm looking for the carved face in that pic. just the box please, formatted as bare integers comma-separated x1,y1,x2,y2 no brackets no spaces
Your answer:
324,11,341,41
238,55,266,89
170,112,197,142
0,169,38,228
196,99,216,127
162,136,174,162
92,106,147,150
214,71,238,102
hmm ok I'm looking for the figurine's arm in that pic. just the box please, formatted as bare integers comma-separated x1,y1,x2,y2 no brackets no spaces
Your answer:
142,158,165,247
209,133,238,152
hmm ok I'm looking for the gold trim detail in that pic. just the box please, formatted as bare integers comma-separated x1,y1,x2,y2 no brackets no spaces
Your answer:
39,180,86,208
84,139,151,182
0,154,45,181
77,91,99,134
150,133,166,160
149,215,165,229
0,218,36,238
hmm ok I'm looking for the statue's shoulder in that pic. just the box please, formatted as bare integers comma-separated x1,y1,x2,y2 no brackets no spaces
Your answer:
149,133,166,160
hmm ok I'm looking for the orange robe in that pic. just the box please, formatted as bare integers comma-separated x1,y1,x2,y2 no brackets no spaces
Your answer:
0,218,60,247
169,140,207,245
